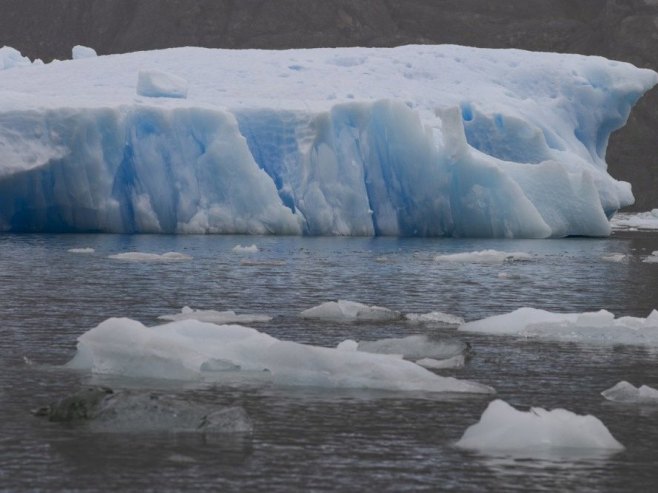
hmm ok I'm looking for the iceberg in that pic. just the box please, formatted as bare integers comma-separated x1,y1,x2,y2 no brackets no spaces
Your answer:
67,317,494,394
455,399,624,455
602,381,658,403
300,300,402,322
0,45,655,236
460,307,658,346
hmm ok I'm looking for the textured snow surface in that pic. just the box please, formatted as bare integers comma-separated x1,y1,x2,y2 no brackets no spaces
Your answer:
0,45,655,236
601,381,658,403
460,307,658,345
456,400,624,454
67,318,494,393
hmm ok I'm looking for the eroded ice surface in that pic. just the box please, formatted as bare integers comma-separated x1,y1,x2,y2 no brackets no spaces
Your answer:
460,307,658,346
455,399,624,454
67,318,494,393
602,381,658,403
0,45,655,236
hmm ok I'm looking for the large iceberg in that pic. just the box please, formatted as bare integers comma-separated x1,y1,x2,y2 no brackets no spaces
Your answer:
67,317,494,394
0,45,655,236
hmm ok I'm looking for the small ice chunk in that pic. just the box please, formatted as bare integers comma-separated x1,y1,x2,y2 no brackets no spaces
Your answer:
356,335,467,361
108,251,192,262
159,306,272,324
300,300,402,322
232,244,259,253
72,45,98,60
405,311,464,325
455,399,624,454
601,381,658,403
137,69,189,99
601,253,629,263
416,355,465,369
611,209,658,231
643,251,658,263
336,339,359,352
434,250,531,264
68,248,95,254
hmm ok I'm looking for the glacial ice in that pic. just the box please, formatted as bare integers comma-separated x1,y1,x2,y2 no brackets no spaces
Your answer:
611,209,658,231
68,318,494,393
0,46,32,70
460,307,658,346
433,249,532,264
455,400,624,454
159,306,272,324
300,300,402,322
601,381,658,403
108,251,192,262
0,45,655,236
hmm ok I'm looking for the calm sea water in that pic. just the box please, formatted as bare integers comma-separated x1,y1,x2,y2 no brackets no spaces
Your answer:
1,232,658,492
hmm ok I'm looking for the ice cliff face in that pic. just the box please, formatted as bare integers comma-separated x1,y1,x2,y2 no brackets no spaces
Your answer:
0,45,655,236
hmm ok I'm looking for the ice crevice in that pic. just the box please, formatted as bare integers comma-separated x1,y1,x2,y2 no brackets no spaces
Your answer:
0,45,656,237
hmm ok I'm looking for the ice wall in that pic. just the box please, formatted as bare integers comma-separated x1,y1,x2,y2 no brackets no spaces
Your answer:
0,45,655,237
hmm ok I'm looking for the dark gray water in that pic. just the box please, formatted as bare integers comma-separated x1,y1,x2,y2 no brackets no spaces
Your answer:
2,232,658,492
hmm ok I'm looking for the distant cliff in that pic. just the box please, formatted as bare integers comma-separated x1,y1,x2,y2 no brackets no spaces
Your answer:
1,0,656,209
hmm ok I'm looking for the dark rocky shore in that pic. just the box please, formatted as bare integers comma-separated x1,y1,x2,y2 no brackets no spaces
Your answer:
1,0,656,209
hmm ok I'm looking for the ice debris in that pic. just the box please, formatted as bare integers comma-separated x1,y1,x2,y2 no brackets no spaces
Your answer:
611,209,658,231
601,381,658,403
108,251,192,262
460,307,658,346
643,251,658,264
301,300,402,322
455,399,624,454
434,250,531,264
67,318,494,394
232,244,259,253
68,247,95,253
159,306,272,324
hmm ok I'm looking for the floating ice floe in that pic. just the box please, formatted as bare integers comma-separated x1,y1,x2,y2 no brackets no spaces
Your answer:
68,247,95,254
159,306,272,324
108,251,192,262
434,250,531,264
455,399,624,455
300,300,403,322
460,307,658,345
601,381,658,403
611,209,658,231
643,251,658,264
232,244,259,254
72,45,98,60
404,311,465,325
338,335,468,362
601,253,630,263
67,318,494,394
1,45,655,236
137,69,189,99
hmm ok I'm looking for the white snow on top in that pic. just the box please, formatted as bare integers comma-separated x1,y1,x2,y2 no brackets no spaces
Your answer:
108,251,192,262
72,45,98,60
137,69,189,99
301,300,402,322
0,45,656,236
434,250,532,264
67,317,494,394
611,209,658,231
460,307,658,346
601,381,658,403
159,306,272,324
232,244,259,254
0,46,32,70
455,399,624,454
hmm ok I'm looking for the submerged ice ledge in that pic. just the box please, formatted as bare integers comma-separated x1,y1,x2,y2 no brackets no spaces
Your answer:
0,45,656,237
